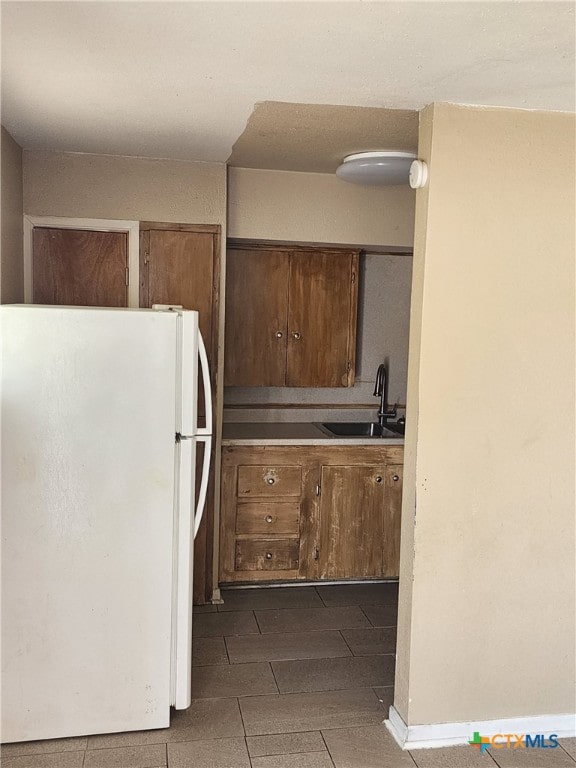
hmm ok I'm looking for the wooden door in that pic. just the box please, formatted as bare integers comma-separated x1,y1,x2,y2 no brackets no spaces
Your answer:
141,228,217,417
140,223,220,604
317,464,386,579
33,228,128,306
287,250,357,387
383,465,403,577
142,229,215,345
224,249,289,386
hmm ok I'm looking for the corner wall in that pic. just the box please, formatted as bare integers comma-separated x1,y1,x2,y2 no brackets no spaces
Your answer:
1,127,24,302
396,103,575,726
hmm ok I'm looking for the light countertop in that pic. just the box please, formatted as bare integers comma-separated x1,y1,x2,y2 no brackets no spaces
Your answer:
221,422,404,446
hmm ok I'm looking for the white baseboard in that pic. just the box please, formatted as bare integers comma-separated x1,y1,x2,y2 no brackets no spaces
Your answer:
385,705,576,751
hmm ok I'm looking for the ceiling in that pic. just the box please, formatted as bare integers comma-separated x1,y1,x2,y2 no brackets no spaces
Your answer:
1,2,574,172
228,103,418,173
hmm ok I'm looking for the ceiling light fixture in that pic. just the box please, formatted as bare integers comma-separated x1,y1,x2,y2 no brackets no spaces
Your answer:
336,151,417,186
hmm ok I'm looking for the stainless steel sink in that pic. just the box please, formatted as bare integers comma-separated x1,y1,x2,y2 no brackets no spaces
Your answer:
319,421,404,438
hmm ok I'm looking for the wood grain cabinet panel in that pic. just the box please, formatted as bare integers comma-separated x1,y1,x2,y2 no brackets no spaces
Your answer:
224,249,289,386
219,445,403,584
287,251,356,387
141,228,216,352
383,465,403,578
235,503,300,535
33,228,128,307
235,538,299,571
224,245,359,387
317,465,386,580
237,465,302,498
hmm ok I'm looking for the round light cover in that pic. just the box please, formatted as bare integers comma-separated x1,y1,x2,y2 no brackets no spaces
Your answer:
336,151,417,186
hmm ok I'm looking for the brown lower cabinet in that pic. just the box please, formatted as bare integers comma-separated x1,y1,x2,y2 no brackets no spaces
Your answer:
219,445,403,583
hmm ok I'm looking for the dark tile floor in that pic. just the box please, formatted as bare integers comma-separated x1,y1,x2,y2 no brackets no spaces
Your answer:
2,583,574,768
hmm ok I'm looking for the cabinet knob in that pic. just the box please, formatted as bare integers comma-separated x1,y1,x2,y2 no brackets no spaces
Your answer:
265,552,273,560
375,476,383,484
392,474,400,482
292,331,301,340
276,331,283,338
266,477,275,485
265,515,273,523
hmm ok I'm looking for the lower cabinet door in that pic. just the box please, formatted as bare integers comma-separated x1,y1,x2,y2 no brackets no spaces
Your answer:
383,465,403,577
317,465,387,579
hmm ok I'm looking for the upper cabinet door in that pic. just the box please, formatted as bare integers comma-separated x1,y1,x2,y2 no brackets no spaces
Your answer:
224,249,290,387
33,227,128,306
287,250,358,387
142,229,215,346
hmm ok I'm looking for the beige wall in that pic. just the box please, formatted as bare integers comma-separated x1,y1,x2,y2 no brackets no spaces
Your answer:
1,127,24,302
396,103,575,725
395,104,434,719
24,150,226,224
228,166,415,248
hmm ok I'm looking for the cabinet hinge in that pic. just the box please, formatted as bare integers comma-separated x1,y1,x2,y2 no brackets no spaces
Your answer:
351,270,356,284
143,250,150,265
125,267,129,286
316,484,321,497
313,545,320,561
346,360,352,373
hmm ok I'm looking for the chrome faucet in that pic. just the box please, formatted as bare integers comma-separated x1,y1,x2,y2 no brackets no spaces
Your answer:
374,363,397,426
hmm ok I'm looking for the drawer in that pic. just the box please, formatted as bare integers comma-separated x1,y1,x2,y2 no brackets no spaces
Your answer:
236,502,300,535
235,538,299,571
237,465,302,498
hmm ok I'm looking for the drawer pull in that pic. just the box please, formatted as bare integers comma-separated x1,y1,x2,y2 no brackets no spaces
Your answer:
266,477,275,485
392,474,400,482
265,515,273,523
375,476,383,484
265,552,273,560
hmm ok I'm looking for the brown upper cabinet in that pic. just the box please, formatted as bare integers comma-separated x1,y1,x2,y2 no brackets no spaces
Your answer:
32,227,129,307
224,245,359,387
139,223,220,354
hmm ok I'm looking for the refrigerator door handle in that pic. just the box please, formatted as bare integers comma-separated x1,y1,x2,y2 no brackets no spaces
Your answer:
196,330,212,437
172,434,194,709
194,435,212,539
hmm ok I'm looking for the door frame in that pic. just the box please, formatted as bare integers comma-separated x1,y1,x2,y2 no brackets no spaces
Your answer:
23,215,140,306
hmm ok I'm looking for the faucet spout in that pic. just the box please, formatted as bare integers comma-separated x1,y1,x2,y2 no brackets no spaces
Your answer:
374,363,396,426
373,364,385,397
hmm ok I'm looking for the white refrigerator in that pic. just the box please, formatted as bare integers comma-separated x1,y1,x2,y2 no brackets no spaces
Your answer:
0,304,212,743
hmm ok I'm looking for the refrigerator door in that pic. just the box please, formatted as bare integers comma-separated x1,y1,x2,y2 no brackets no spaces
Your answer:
1,306,180,742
